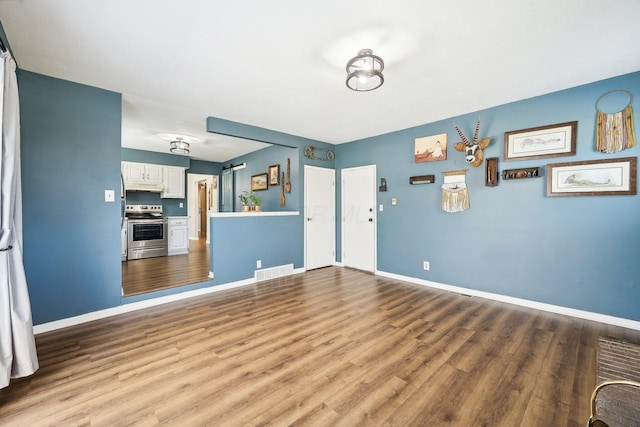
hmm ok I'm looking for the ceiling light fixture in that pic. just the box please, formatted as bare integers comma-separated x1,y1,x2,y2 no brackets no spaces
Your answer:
346,48,384,92
170,137,190,154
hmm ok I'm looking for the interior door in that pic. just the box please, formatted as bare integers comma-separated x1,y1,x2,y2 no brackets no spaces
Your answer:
341,165,376,272
304,166,335,270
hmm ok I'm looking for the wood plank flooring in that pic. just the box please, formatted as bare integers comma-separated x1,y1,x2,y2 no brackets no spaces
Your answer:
2,267,640,426
122,237,210,296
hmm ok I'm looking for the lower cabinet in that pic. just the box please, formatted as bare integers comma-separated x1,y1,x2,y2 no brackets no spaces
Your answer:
168,217,189,255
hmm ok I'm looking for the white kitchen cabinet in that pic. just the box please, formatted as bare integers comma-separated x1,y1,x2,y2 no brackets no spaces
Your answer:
168,217,189,255
122,161,164,186
162,166,185,199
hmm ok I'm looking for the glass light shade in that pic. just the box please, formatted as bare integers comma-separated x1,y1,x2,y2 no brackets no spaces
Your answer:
170,139,190,154
346,49,384,91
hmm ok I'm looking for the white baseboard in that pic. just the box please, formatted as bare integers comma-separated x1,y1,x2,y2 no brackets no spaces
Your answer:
375,270,640,332
34,266,308,335
35,266,639,335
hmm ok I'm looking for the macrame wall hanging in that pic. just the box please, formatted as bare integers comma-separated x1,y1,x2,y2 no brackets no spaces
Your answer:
595,89,636,153
441,170,469,213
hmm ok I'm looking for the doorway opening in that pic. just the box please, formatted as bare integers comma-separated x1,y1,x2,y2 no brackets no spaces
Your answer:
121,173,218,297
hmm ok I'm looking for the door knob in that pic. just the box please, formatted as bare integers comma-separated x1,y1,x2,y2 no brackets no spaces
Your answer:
307,217,312,221
368,218,373,222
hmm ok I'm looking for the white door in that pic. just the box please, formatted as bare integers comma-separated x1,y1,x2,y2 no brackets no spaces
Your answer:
305,166,335,270
342,165,376,272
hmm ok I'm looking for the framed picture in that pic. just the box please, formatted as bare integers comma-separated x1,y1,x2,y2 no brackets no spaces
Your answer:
504,121,577,161
251,173,268,191
546,157,637,197
268,164,280,186
415,133,447,163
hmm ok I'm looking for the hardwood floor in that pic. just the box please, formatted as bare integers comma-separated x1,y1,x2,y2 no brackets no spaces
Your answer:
2,267,639,426
122,237,210,296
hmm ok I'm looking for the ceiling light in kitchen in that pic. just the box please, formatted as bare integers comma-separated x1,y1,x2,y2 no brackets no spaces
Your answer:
170,137,190,154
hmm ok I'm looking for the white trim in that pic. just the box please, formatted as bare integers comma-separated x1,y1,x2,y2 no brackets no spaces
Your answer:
34,267,305,335
36,266,639,335
375,269,640,331
208,211,299,218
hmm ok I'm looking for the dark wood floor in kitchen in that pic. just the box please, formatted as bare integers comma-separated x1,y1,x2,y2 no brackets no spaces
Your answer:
2,267,639,426
122,237,210,296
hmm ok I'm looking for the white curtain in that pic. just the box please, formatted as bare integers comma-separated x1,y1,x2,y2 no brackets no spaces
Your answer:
0,50,38,389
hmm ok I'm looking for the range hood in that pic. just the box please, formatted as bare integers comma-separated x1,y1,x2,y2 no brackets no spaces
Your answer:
124,182,164,192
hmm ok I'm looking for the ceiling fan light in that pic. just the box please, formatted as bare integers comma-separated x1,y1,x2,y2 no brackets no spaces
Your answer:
346,48,384,91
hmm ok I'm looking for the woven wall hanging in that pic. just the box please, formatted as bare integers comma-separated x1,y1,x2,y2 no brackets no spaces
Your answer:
441,170,469,213
595,89,636,153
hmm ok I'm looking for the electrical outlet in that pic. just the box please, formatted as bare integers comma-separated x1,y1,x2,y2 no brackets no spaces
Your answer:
257,260,262,269
423,261,430,271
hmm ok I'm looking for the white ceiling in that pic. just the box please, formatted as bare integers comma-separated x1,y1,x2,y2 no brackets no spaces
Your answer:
1,0,639,162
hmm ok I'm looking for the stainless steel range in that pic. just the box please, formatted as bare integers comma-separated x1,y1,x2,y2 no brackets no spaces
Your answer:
125,205,168,260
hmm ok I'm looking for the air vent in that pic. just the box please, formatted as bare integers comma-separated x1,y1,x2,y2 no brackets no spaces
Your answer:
255,264,294,282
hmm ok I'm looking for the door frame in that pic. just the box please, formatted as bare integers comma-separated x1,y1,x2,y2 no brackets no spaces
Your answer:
340,164,377,272
187,173,217,241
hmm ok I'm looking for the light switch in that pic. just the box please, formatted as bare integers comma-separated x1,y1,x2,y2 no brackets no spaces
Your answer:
105,190,115,202
391,197,397,206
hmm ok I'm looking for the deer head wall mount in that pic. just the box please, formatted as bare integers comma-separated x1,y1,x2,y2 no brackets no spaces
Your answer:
453,117,490,167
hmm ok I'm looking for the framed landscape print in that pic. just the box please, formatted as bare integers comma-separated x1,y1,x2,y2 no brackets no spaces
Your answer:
546,157,636,197
504,121,577,161
251,173,268,191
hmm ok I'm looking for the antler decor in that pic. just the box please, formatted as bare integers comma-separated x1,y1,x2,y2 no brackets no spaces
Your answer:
453,117,491,167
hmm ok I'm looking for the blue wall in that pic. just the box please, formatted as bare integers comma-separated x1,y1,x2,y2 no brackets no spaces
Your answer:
16,62,640,324
205,125,336,285
18,72,227,323
210,215,303,284
335,71,640,321
225,145,300,212
19,71,123,324
208,116,336,214
189,159,222,176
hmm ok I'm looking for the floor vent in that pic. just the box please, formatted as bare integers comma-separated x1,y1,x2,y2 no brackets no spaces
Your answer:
255,264,294,282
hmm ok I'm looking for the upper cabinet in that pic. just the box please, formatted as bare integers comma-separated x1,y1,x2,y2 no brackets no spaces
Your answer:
122,161,185,198
162,166,185,199
122,162,163,186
